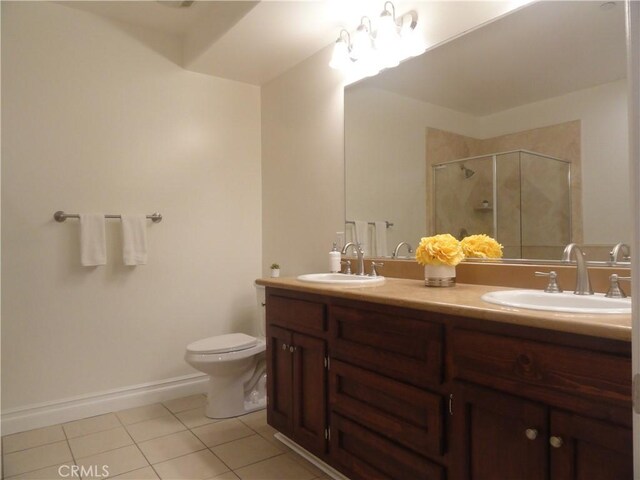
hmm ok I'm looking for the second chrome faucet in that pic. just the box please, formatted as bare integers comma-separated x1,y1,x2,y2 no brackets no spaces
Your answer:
561,243,593,295
341,242,366,276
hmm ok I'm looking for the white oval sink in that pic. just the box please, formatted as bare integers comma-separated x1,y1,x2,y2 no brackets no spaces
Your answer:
481,289,631,314
297,273,385,287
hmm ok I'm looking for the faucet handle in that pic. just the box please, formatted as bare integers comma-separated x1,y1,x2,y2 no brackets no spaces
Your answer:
370,262,384,277
605,273,631,298
341,260,352,275
535,271,563,293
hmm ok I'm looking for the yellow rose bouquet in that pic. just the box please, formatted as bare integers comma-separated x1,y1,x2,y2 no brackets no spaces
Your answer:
460,234,503,259
415,234,465,266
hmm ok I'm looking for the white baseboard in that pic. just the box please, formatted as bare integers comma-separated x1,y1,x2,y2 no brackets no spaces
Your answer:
1,373,208,435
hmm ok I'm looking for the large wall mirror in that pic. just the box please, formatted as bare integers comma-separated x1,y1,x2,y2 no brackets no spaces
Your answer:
344,1,628,263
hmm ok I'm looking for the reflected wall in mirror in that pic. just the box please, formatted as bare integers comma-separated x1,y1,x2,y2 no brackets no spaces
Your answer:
344,1,629,262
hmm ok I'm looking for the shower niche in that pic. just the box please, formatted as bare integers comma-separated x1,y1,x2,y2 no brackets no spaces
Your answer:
433,150,571,259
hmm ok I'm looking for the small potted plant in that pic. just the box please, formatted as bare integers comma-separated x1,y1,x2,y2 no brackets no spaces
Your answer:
270,263,280,278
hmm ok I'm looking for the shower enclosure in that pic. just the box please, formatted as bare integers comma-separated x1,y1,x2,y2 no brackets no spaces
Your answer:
433,150,571,259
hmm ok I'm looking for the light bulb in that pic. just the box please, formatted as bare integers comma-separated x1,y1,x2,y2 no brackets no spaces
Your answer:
329,37,351,70
376,11,400,51
350,22,373,61
400,19,425,58
376,11,401,68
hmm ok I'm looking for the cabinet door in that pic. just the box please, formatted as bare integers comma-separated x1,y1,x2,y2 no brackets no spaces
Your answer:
451,382,548,480
549,410,633,480
292,332,327,455
266,325,293,435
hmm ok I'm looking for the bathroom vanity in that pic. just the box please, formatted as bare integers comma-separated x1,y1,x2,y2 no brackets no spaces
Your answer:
258,277,633,480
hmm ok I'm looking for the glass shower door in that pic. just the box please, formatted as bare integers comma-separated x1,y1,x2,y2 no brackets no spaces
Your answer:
433,155,494,239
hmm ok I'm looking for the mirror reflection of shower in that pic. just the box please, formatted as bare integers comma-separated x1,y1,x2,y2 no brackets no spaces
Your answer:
433,150,571,259
460,164,475,179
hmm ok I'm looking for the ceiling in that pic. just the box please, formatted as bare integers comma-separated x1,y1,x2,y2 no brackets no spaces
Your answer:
62,0,391,85
356,1,627,116
61,1,527,86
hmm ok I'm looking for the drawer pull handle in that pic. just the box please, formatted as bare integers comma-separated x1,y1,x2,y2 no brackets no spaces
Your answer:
282,344,288,350
549,436,564,448
525,428,538,440
289,346,296,353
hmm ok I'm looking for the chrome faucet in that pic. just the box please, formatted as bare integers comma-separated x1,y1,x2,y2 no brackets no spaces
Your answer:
341,242,365,276
609,242,631,264
392,242,413,259
561,243,593,295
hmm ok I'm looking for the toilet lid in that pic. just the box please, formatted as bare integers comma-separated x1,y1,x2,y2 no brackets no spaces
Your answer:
187,333,258,354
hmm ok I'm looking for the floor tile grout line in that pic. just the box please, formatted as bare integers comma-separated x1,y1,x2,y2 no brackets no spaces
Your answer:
61,423,76,464
160,395,207,416
208,447,288,473
131,427,209,468
116,410,174,428
102,441,157,480
191,430,257,451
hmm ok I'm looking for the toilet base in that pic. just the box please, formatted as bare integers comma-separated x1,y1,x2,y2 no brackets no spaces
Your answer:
204,363,267,419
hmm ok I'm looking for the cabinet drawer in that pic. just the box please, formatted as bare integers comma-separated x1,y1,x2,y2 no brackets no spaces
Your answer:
451,329,632,405
267,295,326,333
329,305,443,387
331,414,444,480
330,360,443,456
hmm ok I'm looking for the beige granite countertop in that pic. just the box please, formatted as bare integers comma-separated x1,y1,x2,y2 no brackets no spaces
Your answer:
256,277,631,342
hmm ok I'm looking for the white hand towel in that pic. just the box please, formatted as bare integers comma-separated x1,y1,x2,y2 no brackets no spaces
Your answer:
354,220,370,256
79,213,106,266
374,221,388,257
121,214,148,266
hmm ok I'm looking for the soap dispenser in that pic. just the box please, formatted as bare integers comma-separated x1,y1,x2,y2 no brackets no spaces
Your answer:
329,243,341,273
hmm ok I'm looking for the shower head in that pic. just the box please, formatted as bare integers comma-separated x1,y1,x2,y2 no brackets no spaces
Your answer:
460,164,475,179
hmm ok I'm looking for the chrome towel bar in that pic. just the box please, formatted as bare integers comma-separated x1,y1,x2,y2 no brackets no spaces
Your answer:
53,211,163,223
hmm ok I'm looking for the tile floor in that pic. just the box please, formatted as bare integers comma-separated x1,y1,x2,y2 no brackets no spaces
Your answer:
2,395,331,480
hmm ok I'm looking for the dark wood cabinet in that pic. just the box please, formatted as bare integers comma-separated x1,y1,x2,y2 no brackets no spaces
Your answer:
549,410,633,480
452,382,550,480
265,294,328,457
264,287,633,480
452,382,634,480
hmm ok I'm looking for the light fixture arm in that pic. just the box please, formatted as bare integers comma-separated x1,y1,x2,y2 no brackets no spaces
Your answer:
338,29,351,46
382,1,397,23
359,16,373,33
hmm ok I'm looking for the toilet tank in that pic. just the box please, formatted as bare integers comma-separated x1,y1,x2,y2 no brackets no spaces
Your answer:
255,284,266,337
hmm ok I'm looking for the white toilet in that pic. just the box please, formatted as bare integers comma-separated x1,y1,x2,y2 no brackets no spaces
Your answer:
184,284,267,419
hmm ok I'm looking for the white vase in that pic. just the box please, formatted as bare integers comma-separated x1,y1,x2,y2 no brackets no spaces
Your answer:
424,264,456,287
270,269,280,278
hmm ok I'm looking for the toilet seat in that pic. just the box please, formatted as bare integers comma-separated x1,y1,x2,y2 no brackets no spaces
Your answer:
186,333,258,354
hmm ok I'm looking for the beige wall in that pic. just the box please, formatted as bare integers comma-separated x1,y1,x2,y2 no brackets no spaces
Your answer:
1,2,262,410
261,46,345,276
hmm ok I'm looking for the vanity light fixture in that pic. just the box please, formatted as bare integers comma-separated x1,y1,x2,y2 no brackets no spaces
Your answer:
329,1,422,75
